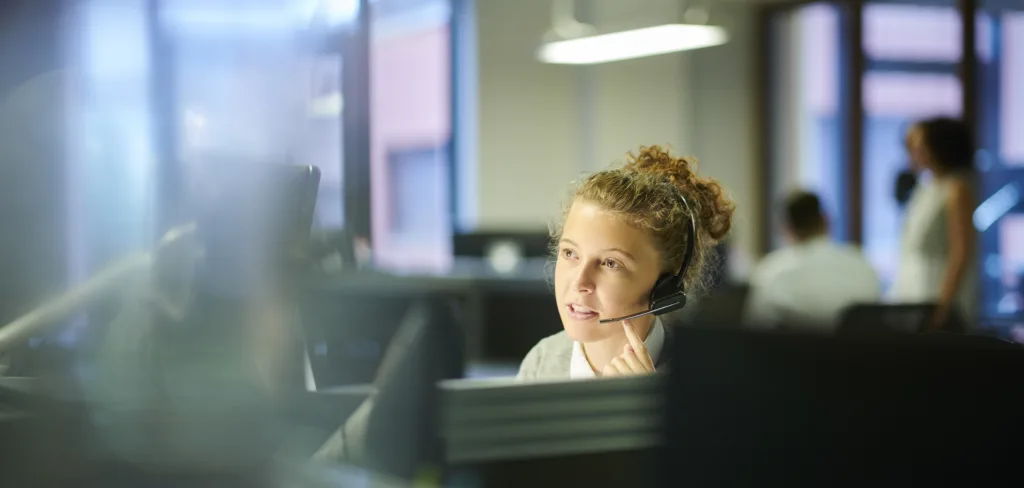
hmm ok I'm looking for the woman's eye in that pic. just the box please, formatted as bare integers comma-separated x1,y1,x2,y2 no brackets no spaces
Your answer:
561,248,576,259
603,259,620,269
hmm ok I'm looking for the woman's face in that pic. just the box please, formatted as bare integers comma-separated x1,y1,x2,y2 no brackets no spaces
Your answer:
554,200,663,343
905,126,932,172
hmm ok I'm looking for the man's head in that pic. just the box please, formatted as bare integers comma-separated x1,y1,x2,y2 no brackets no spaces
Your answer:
783,191,828,242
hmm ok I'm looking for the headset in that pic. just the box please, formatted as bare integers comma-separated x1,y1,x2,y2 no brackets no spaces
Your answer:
599,194,697,324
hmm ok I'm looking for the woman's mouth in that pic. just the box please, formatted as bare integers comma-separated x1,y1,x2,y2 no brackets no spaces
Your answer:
567,303,599,321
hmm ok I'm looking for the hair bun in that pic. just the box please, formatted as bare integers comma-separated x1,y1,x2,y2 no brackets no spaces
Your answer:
624,145,734,243
624,145,696,187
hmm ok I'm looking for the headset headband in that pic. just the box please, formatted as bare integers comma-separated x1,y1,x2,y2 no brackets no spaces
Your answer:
674,194,697,290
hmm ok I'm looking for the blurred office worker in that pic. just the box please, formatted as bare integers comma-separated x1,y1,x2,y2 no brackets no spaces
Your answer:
745,191,880,332
516,146,735,381
891,118,978,329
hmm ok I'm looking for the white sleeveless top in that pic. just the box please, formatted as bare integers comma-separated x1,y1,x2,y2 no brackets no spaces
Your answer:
889,174,978,321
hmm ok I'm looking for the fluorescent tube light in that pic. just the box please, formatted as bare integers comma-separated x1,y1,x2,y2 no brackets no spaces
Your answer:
537,23,728,65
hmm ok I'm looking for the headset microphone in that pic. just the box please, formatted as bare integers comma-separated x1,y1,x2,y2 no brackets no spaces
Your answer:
598,194,697,324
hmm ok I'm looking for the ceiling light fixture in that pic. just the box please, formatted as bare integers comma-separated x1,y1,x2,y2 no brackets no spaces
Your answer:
536,0,729,65
538,23,729,65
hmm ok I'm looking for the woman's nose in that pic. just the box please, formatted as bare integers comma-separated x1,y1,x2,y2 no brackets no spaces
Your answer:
572,265,596,294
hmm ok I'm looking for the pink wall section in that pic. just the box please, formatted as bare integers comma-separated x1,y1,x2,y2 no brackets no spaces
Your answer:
370,26,452,272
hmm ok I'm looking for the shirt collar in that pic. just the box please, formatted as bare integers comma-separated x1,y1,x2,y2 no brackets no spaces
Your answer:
569,317,666,379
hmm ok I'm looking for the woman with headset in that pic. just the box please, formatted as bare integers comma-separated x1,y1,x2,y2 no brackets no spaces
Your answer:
313,145,735,471
517,145,735,381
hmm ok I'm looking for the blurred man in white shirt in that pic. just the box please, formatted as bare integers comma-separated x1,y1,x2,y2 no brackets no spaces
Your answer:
745,191,881,333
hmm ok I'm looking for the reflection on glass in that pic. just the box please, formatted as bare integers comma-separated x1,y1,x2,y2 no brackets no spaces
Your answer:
165,2,346,229
72,0,157,275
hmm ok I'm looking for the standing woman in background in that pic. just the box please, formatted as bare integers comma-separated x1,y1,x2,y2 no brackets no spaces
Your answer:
891,117,978,330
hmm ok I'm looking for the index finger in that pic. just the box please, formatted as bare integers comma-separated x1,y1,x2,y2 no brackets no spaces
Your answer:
622,320,654,370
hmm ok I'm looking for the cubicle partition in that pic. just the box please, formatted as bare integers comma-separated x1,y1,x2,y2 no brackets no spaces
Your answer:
439,375,663,487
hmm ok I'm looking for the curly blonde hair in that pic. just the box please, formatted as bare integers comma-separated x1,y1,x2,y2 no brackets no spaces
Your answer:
552,145,735,295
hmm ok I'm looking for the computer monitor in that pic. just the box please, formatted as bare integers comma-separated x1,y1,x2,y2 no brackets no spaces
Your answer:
299,274,468,389
439,375,663,487
191,163,321,296
663,327,1024,486
452,231,551,259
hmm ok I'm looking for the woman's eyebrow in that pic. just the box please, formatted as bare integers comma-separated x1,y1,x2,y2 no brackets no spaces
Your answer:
560,238,636,261
605,248,636,262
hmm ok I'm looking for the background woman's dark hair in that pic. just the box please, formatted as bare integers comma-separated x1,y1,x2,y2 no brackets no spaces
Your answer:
918,117,976,171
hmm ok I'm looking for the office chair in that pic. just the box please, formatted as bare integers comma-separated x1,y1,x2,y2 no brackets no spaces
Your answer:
836,303,966,336
324,297,465,480
914,330,1021,350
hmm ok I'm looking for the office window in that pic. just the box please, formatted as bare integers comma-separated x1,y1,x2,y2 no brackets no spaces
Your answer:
768,3,846,250
977,8,1024,320
863,3,960,62
370,0,453,273
70,0,157,277
388,147,450,240
995,215,1024,315
297,56,345,228
1001,13,1024,166
860,2,963,291
59,0,157,345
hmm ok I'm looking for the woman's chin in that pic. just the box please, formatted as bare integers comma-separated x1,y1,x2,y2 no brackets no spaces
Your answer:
562,319,615,343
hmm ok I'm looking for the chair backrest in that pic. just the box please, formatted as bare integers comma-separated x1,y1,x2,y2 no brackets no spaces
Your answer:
688,283,751,328
360,297,465,480
836,303,966,336
914,331,1022,350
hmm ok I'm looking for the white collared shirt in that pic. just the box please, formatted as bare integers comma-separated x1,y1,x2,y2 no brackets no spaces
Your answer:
745,237,881,332
569,317,666,379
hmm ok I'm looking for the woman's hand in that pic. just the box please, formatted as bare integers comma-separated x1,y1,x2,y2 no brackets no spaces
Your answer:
929,302,951,331
602,320,656,377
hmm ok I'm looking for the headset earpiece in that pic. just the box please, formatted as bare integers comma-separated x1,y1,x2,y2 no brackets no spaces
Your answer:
648,273,687,315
